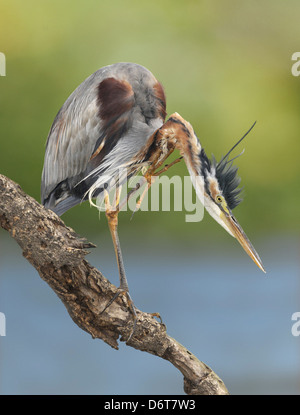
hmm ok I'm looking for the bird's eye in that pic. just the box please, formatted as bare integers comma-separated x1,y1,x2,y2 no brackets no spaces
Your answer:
216,194,230,214
216,195,223,204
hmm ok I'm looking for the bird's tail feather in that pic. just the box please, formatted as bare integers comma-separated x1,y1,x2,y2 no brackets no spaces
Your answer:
44,195,81,216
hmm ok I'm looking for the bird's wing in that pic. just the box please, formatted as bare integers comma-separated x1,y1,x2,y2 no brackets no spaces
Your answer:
41,69,137,203
41,63,167,207
41,96,99,201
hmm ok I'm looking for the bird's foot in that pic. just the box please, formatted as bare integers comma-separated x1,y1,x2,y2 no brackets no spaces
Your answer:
149,312,163,323
101,287,137,342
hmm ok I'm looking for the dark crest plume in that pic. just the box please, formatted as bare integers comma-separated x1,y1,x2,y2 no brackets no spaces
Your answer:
200,121,256,210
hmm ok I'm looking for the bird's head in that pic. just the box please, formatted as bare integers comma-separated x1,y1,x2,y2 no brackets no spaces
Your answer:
197,123,266,273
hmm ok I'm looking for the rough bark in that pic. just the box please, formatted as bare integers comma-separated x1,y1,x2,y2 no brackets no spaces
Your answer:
0,174,229,395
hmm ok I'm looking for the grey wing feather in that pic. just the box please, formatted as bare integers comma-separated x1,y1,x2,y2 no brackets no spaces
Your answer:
41,70,105,203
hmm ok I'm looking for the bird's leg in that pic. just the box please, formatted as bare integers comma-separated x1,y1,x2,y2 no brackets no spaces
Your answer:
107,185,163,325
130,172,152,219
130,156,183,218
102,121,185,325
154,156,183,176
101,188,137,339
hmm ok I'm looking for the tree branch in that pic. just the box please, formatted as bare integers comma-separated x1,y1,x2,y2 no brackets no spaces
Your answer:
0,174,229,395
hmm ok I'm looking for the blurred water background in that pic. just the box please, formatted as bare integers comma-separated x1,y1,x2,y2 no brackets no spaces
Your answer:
0,0,299,394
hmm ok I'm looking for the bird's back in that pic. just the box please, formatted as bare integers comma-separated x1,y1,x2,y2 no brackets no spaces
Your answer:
41,62,166,215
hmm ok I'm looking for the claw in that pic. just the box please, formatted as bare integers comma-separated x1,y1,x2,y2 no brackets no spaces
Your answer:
100,288,127,315
130,181,152,220
101,288,137,342
149,312,163,323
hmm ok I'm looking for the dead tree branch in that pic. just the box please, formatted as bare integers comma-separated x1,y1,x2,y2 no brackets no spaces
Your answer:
0,174,229,395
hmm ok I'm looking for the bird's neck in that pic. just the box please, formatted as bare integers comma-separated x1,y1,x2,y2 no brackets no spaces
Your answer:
164,113,206,205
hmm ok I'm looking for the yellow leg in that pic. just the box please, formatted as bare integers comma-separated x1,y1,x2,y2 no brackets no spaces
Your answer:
129,156,183,218
101,188,137,340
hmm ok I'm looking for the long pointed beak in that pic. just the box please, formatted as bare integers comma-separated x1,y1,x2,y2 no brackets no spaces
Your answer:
220,211,266,273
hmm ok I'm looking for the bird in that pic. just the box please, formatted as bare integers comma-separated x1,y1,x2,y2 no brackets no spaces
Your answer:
41,62,265,337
